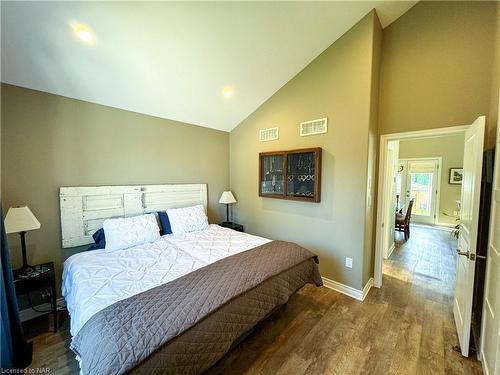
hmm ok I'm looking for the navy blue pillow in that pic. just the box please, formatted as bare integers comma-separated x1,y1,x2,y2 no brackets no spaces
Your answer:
158,211,172,235
88,228,106,250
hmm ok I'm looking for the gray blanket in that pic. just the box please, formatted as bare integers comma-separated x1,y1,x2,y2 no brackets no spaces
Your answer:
71,240,322,374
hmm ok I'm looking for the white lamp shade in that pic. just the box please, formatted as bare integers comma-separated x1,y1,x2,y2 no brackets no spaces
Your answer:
5,206,41,234
219,191,237,204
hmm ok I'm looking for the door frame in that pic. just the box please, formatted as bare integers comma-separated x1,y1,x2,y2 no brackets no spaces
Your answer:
479,93,500,373
398,157,442,225
374,125,469,288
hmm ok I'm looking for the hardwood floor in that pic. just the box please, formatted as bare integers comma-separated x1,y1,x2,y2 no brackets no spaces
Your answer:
25,225,483,374
24,313,79,375
208,225,482,375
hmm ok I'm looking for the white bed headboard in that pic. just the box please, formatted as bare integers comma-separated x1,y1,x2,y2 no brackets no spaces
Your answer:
59,184,208,248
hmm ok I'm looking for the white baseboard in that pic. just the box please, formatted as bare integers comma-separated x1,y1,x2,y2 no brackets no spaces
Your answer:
385,242,395,259
434,223,456,231
362,278,374,300
412,222,455,231
322,277,374,302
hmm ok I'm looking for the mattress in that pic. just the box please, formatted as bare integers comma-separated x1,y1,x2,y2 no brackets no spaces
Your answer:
163,224,271,263
62,225,269,337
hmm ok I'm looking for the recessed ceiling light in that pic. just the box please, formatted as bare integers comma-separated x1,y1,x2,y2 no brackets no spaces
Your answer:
222,86,234,98
72,23,95,44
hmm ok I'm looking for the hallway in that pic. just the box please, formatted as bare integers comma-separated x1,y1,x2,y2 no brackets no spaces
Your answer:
384,225,457,301
380,224,482,374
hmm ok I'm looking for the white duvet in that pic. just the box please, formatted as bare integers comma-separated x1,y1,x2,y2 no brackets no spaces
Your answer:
62,225,269,337
163,224,270,263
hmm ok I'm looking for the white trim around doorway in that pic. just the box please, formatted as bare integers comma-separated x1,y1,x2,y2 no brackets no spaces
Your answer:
374,125,469,288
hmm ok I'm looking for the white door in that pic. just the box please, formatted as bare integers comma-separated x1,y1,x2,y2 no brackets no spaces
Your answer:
453,116,485,356
397,159,440,225
480,114,500,371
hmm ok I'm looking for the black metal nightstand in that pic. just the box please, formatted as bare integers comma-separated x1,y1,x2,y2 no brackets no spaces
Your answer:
220,222,244,232
13,262,58,332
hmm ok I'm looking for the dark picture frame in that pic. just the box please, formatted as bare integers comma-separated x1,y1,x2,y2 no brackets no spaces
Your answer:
259,147,322,202
449,168,463,184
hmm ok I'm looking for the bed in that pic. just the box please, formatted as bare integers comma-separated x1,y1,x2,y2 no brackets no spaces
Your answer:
60,185,322,374
62,225,270,338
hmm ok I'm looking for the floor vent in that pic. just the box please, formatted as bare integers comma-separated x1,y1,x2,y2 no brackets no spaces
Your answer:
259,127,279,142
300,118,328,136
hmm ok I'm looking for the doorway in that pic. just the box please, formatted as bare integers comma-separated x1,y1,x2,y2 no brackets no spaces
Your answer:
397,158,441,225
376,125,470,290
376,128,466,271
375,118,487,360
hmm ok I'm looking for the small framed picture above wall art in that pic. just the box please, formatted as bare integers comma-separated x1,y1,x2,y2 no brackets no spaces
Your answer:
449,168,463,184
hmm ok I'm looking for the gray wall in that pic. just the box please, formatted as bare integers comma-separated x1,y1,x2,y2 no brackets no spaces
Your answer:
399,134,465,226
229,11,382,290
1,84,229,292
379,1,499,148
488,3,500,149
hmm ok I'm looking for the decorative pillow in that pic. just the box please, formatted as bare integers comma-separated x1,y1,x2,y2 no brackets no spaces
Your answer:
88,228,106,250
103,214,160,251
157,211,172,235
166,205,209,235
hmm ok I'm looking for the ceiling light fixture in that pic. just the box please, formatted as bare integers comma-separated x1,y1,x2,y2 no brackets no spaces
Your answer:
222,86,234,98
72,23,95,44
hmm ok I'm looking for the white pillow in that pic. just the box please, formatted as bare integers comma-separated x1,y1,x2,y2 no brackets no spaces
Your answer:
166,205,209,235
103,214,160,251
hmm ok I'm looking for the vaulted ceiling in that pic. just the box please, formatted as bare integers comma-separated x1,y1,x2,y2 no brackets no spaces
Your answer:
1,1,416,131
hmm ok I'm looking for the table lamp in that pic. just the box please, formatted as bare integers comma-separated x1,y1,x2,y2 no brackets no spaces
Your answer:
219,191,237,224
5,206,41,275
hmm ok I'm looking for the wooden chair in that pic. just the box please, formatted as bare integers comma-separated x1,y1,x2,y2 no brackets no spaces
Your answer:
395,198,414,241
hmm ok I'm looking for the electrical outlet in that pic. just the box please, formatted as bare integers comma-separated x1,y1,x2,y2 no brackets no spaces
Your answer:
345,257,353,268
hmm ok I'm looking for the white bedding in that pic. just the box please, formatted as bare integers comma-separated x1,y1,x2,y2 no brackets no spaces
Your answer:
163,224,270,263
62,224,269,337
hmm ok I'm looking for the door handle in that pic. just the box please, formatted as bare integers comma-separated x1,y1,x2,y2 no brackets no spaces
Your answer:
456,249,471,258
456,249,478,261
